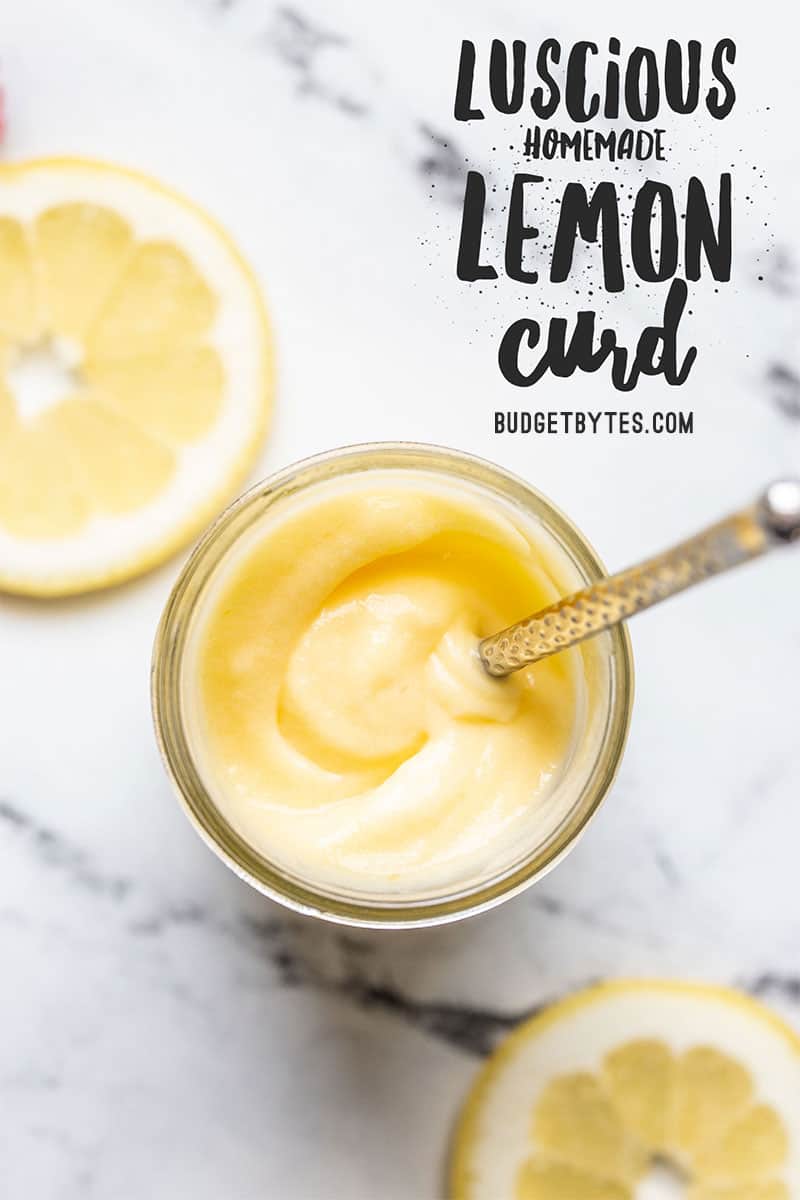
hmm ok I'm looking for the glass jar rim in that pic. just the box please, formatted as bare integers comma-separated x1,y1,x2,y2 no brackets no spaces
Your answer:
151,442,634,929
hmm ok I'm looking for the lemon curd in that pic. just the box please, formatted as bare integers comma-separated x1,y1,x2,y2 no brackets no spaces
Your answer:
182,465,600,896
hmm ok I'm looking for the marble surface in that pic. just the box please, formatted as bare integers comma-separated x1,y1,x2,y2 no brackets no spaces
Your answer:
1,1,799,1196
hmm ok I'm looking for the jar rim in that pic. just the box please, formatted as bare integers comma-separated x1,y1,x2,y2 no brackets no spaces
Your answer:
151,442,634,929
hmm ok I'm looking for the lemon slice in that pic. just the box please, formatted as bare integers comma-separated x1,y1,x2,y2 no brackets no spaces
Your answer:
0,157,274,595
450,981,800,1200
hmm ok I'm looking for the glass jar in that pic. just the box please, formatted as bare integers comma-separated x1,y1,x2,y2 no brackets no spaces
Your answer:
152,444,633,928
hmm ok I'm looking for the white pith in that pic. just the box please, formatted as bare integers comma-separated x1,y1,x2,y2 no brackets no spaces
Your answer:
461,985,800,1199
0,161,268,590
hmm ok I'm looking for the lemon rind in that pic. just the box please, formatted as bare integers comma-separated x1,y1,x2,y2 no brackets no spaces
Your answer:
449,979,800,1200
0,155,275,597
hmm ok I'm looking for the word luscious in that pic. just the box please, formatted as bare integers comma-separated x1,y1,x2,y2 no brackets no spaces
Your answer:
453,37,737,391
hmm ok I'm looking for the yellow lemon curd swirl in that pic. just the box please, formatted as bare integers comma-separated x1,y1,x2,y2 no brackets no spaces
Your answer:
192,475,588,893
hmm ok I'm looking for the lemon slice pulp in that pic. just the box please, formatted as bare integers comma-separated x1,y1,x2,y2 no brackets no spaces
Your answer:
451,981,800,1200
0,157,273,595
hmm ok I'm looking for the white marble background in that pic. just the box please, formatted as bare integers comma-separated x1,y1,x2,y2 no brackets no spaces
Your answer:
1,1,799,1196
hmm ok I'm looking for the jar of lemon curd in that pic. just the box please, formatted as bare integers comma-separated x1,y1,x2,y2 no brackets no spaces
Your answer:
152,444,633,928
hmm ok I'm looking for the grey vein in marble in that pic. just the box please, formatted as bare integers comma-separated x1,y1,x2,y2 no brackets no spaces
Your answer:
767,362,800,420
416,123,470,207
264,6,369,116
0,800,131,900
0,794,611,1059
760,245,797,298
0,798,543,1056
234,912,556,1055
747,973,800,1004
186,0,486,208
